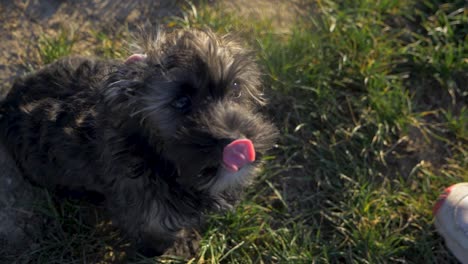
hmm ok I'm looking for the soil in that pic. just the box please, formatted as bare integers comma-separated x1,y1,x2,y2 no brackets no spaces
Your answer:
0,0,186,98
0,0,307,97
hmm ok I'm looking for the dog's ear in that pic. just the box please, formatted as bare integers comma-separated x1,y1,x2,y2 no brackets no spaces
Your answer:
125,54,147,65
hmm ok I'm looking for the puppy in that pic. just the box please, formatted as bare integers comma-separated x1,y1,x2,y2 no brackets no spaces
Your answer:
0,29,277,256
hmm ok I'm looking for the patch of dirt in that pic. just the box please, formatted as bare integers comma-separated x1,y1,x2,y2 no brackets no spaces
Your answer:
387,125,452,178
219,0,311,33
0,0,310,98
0,0,184,97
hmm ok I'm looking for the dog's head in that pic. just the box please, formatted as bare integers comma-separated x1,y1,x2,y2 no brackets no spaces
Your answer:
103,29,277,195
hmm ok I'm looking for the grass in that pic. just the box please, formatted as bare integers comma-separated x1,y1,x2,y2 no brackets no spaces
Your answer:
38,27,77,65
6,0,467,263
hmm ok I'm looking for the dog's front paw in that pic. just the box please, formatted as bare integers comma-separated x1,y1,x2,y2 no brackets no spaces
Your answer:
137,244,166,257
136,233,176,258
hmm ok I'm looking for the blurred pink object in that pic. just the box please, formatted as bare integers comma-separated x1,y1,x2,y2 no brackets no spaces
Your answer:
433,183,468,264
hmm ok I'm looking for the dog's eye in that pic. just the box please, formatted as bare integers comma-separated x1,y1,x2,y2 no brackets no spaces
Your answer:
231,81,241,98
231,80,241,89
171,96,191,112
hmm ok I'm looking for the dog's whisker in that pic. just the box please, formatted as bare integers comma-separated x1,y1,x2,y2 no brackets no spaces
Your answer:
108,79,129,87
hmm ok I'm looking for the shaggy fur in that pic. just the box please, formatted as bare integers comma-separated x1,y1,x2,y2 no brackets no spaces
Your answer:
0,29,277,256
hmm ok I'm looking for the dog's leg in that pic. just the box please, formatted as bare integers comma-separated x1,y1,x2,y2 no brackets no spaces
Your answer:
0,141,44,256
136,230,177,257
104,179,180,257
109,204,177,257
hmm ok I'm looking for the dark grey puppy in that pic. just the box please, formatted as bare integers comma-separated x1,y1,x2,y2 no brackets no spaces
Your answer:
0,29,277,256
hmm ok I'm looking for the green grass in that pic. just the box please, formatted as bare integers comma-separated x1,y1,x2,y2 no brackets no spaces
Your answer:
14,0,468,263
91,29,128,59
38,28,77,65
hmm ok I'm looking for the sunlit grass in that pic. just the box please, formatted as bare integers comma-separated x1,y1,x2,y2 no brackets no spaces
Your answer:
38,28,76,65
175,0,467,263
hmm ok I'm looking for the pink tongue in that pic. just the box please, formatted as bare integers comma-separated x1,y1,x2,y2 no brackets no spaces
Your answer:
125,53,147,64
223,139,256,172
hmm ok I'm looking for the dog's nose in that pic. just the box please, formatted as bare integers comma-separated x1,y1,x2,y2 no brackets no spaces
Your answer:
222,139,255,172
